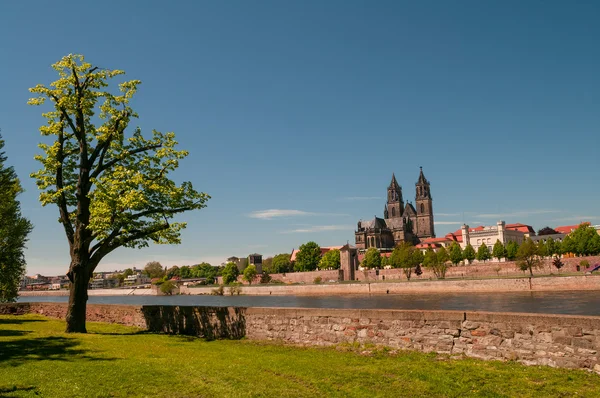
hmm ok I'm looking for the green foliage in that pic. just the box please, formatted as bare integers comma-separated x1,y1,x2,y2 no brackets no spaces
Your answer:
505,241,519,261
517,238,541,276
122,268,134,278
536,240,548,258
492,240,506,260
546,237,560,256
294,242,321,272
414,263,423,276
259,272,272,284
0,136,33,302
436,247,449,264
242,265,258,285
211,285,224,295
449,242,463,266
423,248,447,279
159,280,176,295
538,226,558,236
314,276,322,284
569,224,600,256
423,249,437,268
270,253,292,274
179,266,192,279
390,242,423,280
319,249,341,270
190,262,217,284
144,261,165,279
580,260,590,269
222,262,240,285
476,243,491,262
561,235,576,255
362,248,382,269
463,244,476,264
228,283,242,295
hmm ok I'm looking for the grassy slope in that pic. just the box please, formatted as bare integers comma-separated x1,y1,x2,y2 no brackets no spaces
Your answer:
1,315,599,397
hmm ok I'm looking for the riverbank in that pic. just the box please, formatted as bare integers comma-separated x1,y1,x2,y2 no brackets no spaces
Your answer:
3,313,599,397
19,274,600,298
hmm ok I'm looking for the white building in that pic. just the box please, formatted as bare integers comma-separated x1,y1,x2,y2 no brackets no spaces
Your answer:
461,221,525,251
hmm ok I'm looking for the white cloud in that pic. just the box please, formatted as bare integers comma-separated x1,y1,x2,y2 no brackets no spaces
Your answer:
434,221,463,225
549,216,600,223
248,209,315,219
338,196,381,201
282,225,353,234
436,213,461,217
474,209,560,219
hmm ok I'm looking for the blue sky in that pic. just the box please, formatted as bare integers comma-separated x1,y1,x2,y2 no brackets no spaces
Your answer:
1,0,599,275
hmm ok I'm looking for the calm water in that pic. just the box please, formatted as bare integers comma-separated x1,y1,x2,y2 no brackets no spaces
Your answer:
18,291,600,316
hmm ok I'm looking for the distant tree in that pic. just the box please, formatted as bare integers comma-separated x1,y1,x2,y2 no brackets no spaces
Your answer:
159,280,176,295
589,233,600,256
144,261,165,279
476,243,491,262
259,272,272,284
463,244,476,265
436,247,449,265
294,242,321,272
517,238,541,277
166,266,180,279
0,135,34,303
538,226,558,236
319,249,341,270
190,262,217,284
492,240,506,261
423,248,437,268
449,242,463,266
552,256,564,273
179,265,192,279
390,242,420,280
505,241,519,261
570,223,599,256
243,265,258,285
221,262,240,285
362,248,382,269
271,253,292,274
546,237,559,257
423,248,447,279
261,257,273,273
561,235,576,256
536,240,548,258
414,263,423,276
122,268,134,278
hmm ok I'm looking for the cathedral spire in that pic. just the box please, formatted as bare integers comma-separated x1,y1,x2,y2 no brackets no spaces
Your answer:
389,173,400,190
417,166,428,185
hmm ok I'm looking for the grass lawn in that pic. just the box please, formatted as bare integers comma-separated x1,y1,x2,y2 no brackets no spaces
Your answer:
1,315,600,397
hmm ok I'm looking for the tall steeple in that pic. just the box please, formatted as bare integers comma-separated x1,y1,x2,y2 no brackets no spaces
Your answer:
415,167,434,238
386,173,403,219
415,167,431,199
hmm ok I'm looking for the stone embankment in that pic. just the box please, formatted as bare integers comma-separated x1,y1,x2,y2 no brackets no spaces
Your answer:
20,288,157,297
2,302,600,373
181,275,600,296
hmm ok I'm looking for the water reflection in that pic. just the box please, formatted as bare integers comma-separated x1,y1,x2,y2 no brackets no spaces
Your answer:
18,291,600,316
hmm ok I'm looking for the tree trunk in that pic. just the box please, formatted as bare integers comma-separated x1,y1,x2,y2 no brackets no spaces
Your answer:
65,264,89,333
529,265,534,277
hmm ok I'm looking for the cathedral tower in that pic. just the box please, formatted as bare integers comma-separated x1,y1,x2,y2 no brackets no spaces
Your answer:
386,173,403,219
415,167,435,238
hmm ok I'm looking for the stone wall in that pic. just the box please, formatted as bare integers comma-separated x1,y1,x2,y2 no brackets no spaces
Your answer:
3,302,600,372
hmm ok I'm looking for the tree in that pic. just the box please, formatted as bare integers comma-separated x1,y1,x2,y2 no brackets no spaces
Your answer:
449,242,463,266
222,262,240,285
243,265,258,285
546,237,559,257
261,257,273,273
476,243,491,262
552,256,564,273
436,247,449,265
389,242,420,280
561,235,576,256
492,240,506,261
179,265,192,279
538,226,558,236
294,242,321,272
166,266,180,279
570,223,599,256
362,248,382,269
414,263,423,276
517,238,541,277
536,240,548,258
589,233,600,256
122,268,134,278
463,244,476,265
144,261,165,279
423,248,437,268
423,248,447,279
190,262,217,284
271,253,292,274
29,55,209,332
505,241,519,261
159,280,176,295
0,136,34,303
319,249,341,270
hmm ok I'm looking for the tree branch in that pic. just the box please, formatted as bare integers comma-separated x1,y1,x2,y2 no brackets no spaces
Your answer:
90,144,161,179
88,110,129,166
56,125,75,244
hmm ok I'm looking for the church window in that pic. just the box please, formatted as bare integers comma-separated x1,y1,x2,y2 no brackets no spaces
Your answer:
392,208,395,217
420,203,424,213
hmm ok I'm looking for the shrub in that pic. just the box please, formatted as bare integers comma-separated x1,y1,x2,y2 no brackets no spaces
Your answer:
160,280,176,295
314,276,322,284
259,272,272,284
211,285,224,295
580,260,590,269
228,283,242,296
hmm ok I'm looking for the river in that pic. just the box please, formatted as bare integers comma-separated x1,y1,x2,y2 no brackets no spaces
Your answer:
18,291,600,316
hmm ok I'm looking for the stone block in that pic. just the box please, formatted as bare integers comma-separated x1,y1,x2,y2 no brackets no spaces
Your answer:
462,321,479,330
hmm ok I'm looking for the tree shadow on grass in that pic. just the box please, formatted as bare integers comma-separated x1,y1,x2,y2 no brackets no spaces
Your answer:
0,385,38,396
0,318,47,325
0,330,31,337
0,336,117,367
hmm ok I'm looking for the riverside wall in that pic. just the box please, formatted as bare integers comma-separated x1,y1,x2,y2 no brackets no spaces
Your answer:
181,275,600,296
3,302,600,372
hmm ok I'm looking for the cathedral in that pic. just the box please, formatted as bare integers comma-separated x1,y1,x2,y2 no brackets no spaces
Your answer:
355,168,435,250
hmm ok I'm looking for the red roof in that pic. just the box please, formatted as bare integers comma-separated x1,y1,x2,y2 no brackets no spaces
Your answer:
554,222,590,234
505,223,535,234
415,243,441,249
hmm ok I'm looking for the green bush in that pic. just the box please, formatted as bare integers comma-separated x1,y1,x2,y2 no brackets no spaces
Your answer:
580,260,590,268
160,280,176,295
211,285,224,295
314,276,322,284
